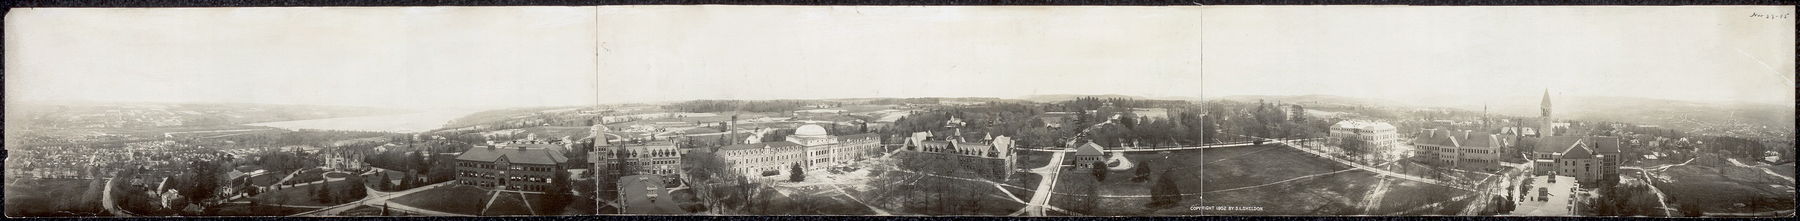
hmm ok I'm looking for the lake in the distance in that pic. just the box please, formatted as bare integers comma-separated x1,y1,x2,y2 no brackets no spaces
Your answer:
248,110,480,133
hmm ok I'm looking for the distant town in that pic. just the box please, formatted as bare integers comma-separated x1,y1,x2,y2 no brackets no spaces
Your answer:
6,93,1793,217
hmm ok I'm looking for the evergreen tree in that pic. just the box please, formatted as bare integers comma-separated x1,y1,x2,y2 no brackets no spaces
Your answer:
1134,161,1153,182
789,163,805,182
312,181,328,203
379,173,392,191
1149,169,1182,208
543,169,572,214
1091,161,1108,181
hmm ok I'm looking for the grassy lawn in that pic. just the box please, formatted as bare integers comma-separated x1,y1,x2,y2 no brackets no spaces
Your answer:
388,184,487,215
4,178,106,217
482,192,536,216
338,205,388,216
1766,162,1795,178
247,180,351,207
1200,145,1354,191
1612,176,1676,217
1185,145,1479,215
732,183,874,215
1656,165,1796,214
282,168,327,185
212,203,313,216
1361,177,1478,215
854,170,1025,215
248,173,282,187
1015,151,1056,168
323,172,351,179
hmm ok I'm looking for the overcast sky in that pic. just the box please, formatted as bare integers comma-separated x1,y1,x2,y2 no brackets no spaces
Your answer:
595,6,1205,103
1205,6,1795,106
7,6,1791,110
6,7,599,109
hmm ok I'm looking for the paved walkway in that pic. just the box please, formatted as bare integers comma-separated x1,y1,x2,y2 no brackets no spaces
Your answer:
1508,176,1576,216
1015,141,1262,153
291,182,460,216
1227,133,1476,192
1728,158,1794,183
101,178,140,217
1014,151,1068,216
1622,167,1677,216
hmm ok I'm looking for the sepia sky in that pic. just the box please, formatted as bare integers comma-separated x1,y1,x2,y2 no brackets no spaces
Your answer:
1204,6,1796,106
6,7,600,109
7,6,1792,110
595,6,1205,103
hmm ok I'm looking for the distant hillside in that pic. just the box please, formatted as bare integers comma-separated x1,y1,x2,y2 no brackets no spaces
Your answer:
1019,94,1149,103
1208,94,1793,138
1210,94,1409,108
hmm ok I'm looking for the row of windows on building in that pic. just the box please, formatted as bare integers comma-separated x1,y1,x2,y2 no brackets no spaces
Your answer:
721,147,802,158
730,153,801,165
456,162,556,172
459,180,553,192
457,171,552,183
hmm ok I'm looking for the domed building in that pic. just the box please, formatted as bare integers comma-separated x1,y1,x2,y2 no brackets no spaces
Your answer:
785,124,838,146
715,124,881,180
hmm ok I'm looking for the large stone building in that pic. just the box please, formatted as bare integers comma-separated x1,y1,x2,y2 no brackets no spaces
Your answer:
1329,120,1399,154
1071,141,1107,169
1415,129,1514,172
318,146,367,171
902,128,1020,179
1530,136,1622,184
716,124,881,179
587,124,685,198
453,141,570,193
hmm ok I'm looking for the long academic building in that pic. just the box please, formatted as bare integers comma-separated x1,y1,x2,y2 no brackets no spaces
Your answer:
716,124,882,179
898,116,1020,180
453,140,571,193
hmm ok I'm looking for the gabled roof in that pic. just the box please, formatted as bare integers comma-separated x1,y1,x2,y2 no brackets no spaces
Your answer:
1536,136,1586,153
1589,137,1622,154
1561,143,1595,159
1462,133,1496,148
455,143,569,165
1428,131,1461,147
1494,134,1519,147
1074,142,1105,156
1536,136,1622,155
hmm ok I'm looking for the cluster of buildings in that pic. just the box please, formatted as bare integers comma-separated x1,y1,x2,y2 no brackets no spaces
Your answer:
1405,90,1624,184
1415,129,1515,172
6,140,226,180
1529,136,1623,183
588,124,687,196
900,116,1020,179
715,124,882,179
318,145,369,171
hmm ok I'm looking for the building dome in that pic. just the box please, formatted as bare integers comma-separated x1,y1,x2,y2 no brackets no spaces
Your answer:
795,124,829,137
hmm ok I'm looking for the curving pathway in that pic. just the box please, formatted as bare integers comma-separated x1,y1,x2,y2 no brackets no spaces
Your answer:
101,178,140,217
1014,151,1068,216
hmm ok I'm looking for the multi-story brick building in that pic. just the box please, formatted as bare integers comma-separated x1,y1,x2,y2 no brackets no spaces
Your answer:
453,141,570,193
